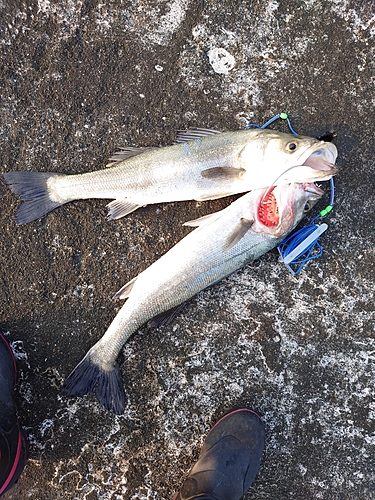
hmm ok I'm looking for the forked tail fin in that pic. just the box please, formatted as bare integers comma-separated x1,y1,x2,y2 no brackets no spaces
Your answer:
61,352,126,415
2,171,67,224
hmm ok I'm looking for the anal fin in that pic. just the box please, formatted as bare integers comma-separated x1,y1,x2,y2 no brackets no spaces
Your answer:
106,199,143,220
147,303,187,328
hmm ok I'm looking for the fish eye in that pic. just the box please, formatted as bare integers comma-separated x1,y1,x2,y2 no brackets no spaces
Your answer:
286,141,298,152
304,201,312,213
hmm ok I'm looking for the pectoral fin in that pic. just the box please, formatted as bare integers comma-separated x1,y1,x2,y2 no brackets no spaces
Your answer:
201,167,246,181
223,218,254,251
106,199,143,220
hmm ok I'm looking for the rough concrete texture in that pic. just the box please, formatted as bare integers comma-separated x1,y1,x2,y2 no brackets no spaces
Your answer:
0,0,375,499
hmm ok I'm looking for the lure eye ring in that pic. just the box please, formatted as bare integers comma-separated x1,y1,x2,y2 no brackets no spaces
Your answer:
286,141,298,152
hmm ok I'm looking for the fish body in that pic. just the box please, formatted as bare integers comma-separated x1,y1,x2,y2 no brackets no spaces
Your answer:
3,128,337,224
61,182,324,414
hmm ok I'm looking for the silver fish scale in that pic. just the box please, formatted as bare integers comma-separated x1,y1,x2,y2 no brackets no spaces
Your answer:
4,128,336,225
52,131,251,201
91,183,318,368
61,182,323,413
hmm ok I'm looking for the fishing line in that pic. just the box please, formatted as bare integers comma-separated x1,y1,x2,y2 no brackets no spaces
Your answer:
245,112,298,135
246,112,335,275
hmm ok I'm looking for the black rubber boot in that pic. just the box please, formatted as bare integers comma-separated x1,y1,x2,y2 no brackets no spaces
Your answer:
0,334,28,496
174,408,265,500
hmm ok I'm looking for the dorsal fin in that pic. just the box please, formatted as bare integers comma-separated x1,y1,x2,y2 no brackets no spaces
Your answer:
106,147,157,167
112,276,138,300
175,128,222,143
183,209,225,228
106,129,222,165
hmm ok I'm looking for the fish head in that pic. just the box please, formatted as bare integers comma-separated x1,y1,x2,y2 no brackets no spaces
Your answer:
286,134,338,181
245,130,338,183
254,182,324,238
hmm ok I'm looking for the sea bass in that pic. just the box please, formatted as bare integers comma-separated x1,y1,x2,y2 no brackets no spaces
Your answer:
2,128,337,224
61,181,324,414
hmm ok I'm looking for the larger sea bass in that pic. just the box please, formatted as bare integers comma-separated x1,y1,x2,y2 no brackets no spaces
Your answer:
2,128,337,224
62,182,324,414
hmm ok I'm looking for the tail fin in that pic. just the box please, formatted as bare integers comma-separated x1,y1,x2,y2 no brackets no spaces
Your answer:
2,171,67,224
61,352,126,415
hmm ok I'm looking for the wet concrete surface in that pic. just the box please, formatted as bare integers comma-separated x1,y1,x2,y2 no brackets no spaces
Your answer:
1,0,375,499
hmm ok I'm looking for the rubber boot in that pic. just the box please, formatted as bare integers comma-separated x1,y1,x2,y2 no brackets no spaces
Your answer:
0,334,28,496
174,408,265,500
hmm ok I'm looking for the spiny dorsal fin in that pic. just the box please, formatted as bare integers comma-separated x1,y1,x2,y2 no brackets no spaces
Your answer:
223,218,254,252
175,128,222,143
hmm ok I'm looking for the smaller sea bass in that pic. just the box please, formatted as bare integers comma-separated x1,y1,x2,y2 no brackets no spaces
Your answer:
61,182,324,414
2,128,337,224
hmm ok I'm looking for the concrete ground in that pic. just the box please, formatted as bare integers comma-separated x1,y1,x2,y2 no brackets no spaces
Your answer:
1,0,374,499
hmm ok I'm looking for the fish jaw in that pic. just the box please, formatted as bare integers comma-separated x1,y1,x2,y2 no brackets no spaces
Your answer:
274,182,323,237
282,140,338,182
299,141,338,178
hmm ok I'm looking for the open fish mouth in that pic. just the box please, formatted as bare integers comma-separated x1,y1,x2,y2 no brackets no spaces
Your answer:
303,182,325,197
258,186,280,227
301,142,338,173
257,182,324,231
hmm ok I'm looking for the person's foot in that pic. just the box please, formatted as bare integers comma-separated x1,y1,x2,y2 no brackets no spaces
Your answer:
0,334,28,496
174,408,265,500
